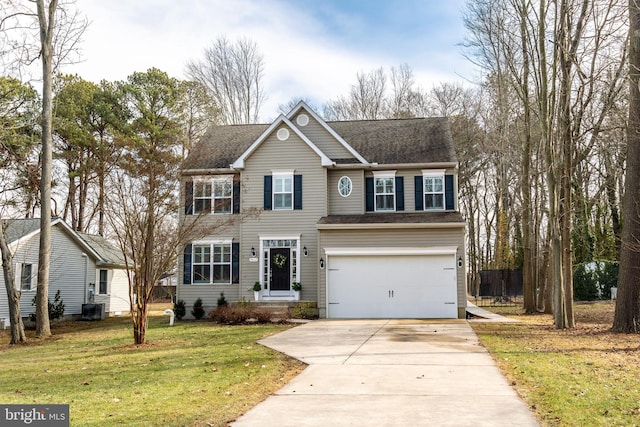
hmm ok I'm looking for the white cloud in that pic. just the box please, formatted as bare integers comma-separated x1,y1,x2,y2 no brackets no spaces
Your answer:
70,0,475,120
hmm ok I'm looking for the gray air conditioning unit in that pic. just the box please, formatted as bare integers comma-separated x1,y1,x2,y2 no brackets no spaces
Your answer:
81,303,105,320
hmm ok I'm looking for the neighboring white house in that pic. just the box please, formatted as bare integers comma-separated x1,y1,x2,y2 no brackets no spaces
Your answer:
0,218,130,323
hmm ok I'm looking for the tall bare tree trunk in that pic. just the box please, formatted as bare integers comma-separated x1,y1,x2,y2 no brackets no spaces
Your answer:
612,0,640,333
35,0,58,338
0,222,27,344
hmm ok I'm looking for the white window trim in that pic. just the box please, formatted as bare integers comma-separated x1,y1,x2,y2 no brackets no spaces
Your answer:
15,262,37,291
98,269,109,295
422,170,445,211
373,171,396,212
338,176,353,197
272,171,294,211
191,239,233,285
193,175,233,215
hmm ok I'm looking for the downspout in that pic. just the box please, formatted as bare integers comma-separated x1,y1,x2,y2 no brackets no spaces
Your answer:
81,253,88,303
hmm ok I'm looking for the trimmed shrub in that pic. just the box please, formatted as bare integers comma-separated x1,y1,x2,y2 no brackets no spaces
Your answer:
174,299,186,320
289,301,318,320
191,298,205,320
217,292,228,308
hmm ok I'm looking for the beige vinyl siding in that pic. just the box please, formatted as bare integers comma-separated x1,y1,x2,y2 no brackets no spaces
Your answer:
327,170,364,215
318,227,466,318
240,125,327,303
291,113,357,160
177,225,242,318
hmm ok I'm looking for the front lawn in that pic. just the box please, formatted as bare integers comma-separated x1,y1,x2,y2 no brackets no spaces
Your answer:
471,301,640,426
0,309,304,426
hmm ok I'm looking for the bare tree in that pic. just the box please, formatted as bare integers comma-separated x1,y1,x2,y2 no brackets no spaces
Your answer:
324,68,388,120
186,37,265,125
612,0,640,333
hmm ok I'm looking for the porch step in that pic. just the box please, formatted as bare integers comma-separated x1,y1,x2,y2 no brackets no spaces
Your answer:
242,300,317,319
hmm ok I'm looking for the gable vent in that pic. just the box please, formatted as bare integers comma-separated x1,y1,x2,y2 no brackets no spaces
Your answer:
277,128,290,141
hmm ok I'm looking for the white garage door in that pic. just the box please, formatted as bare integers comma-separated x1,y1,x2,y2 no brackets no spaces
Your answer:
327,253,458,318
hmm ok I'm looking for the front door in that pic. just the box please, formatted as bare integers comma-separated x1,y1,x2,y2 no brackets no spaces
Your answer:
270,247,291,291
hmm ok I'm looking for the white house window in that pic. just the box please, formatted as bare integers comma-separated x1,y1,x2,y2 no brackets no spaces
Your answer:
193,242,231,284
20,264,33,291
273,174,293,210
375,176,395,211
338,176,352,197
99,269,108,294
424,172,445,210
194,176,232,214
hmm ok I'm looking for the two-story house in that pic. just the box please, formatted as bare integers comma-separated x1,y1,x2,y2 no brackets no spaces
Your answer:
177,101,467,319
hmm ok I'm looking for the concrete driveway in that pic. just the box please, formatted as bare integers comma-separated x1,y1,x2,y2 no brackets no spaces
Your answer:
231,320,539,427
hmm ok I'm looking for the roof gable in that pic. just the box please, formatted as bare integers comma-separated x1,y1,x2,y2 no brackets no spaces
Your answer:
231,115,332,169
286,101,368,164
3,218,125,267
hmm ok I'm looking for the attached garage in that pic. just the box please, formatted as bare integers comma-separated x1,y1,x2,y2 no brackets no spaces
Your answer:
325,248,458,319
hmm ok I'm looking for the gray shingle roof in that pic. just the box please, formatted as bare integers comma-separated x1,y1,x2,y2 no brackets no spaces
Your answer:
181,117,456,170
2,218,126,267
317,212,465,226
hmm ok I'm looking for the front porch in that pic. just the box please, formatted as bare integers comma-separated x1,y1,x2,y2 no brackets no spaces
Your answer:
247,300,318,320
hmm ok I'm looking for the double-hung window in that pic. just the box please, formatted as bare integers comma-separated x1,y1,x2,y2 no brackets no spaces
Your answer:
273,174,293,210
194,176,233,214
99,269,108,294
20,264,33,291
424,173,445,210
192,242,231,284
374,172,396,211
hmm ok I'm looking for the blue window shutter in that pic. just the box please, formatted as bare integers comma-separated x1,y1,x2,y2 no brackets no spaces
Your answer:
294,175,303,210
445,174,455,210
365,177,374,211
183,244,192,284
395,176,404,211
232,242,240,284
184,181,193,215
263,176,272,210
414,176,424,210
233,175,240,214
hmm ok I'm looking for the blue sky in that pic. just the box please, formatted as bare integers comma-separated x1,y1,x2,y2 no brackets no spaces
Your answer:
73,0,475,120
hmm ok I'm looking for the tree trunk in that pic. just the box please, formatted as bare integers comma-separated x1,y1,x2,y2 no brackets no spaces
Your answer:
612,0,640,333
0,222,27,344
35,0,58,339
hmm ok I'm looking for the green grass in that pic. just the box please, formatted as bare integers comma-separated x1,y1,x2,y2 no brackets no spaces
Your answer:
471,302,640,426
0,310,304,426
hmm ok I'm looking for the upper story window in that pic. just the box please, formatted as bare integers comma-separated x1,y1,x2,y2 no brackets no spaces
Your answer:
424,173,445,210
374,171,396,211
264,172,302,211
338,176,352,197
366,171,404,212
194,176,232,214
273,173,293,210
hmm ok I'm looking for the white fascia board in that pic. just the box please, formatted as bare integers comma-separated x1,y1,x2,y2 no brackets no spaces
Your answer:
323,246,459,256
231,114,332,168
316,222,466,230
286,101,369,165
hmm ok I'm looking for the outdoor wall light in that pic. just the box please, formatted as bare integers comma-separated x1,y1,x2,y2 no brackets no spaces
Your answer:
251,247,256,257
303,246,308,257
319,257,325,269
457,256,464,268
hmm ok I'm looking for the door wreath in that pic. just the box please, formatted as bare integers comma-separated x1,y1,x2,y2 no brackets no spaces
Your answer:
273,253,287,268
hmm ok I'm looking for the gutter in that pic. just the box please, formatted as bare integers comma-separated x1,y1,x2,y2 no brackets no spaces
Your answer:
329,162,458,170
317,222,467,230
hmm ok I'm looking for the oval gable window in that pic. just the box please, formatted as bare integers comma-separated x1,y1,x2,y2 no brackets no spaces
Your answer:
338,176,352,197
